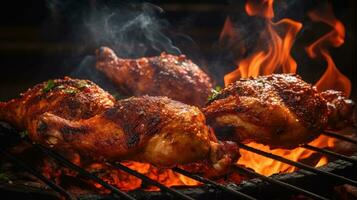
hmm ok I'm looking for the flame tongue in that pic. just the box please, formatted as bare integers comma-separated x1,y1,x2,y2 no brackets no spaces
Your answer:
306,4,351,97
237,135,334,176
223,0,302,86
245,0,274,19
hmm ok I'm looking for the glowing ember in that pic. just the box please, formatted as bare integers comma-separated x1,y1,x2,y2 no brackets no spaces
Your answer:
87,162,200,191
220,0,351,175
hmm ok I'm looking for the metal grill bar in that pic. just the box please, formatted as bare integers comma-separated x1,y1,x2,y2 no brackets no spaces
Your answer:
110,163,195,200
302,144,357,164
323,131,357,145
232,165,329,200
237,143,357,186
32,144,136,200
0,147,76,200
1,122,356,200
0,128,257,200
172,167,257,200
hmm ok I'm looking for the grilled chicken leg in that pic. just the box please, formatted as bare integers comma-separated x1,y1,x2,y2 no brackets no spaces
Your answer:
34,96,239,170
204,74,354,149
0,77,115,141
96,47,213,107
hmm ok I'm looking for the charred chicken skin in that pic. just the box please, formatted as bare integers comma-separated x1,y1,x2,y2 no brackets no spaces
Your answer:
96,47,213,107
33,96,239,170
204,74,354,149
0,77,115,141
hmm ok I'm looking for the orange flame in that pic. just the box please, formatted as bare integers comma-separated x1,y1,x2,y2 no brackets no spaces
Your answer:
245,0,274,19
88,162,199,191
237,135,335,176
223,0,302,86
219,0,351,176
306,4,351,96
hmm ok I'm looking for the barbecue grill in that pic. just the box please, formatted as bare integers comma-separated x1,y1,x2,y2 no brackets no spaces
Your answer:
1,122,357,200
1,1,357,200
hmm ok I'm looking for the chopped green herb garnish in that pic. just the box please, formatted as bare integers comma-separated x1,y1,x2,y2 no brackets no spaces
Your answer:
76,80,90,90
0,173,10,182
207,86,222,101
19,130,28,138
63,89,78,94
43,80,55,93
214,86,222,91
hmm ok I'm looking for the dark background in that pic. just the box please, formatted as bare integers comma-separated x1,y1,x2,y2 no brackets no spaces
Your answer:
0,0,356,101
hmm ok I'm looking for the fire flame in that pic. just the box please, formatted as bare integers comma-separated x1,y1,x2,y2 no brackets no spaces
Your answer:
306,3,351,97
88,162,199,191
224,1,302,86
237,135,335,176
221,0,350,176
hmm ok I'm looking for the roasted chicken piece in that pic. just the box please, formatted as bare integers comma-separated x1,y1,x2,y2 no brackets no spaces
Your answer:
0,77,115,141
34,96,239,170
96,47,213,107
204,74,354,149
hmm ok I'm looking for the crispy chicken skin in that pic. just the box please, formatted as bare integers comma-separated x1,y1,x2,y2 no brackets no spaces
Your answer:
203,74,353,149
321,90,355,130
96,47,213,107
0,77,115,141
35,96,239,169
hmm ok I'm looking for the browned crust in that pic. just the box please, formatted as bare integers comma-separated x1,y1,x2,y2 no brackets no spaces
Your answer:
0,77,115,132
96,47,213,106
206,74,328,131
103,96,187,149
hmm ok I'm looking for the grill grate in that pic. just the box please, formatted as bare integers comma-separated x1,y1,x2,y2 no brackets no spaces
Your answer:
0,147,75,200
322,131,357,145
172,167,256,200
237,143,357,186
110,162,197,200
1,124,356,200
302,144,357,164
232,165,329,200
